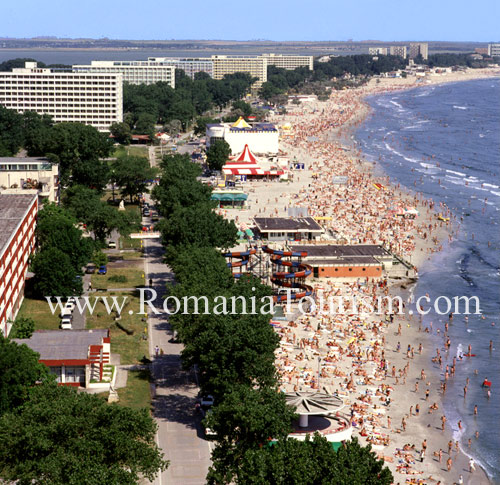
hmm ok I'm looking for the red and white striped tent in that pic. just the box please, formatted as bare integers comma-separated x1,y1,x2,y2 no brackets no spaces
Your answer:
222,144,284,177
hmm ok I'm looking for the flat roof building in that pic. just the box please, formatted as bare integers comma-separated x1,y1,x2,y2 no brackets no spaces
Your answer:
147,57,213,79
0,62,122,131
389,46,407,58
206,117,279,154
409,43,429,60
368,47,388,56
0,157,59,203
13,329,111,389
254,217,324,241
488,44,500,57
0,193,38,335
261,53,313,71
211,55,268,89
73,60,176,87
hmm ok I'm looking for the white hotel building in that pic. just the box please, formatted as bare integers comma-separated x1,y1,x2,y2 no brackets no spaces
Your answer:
73,60,176,87
0,62,122,131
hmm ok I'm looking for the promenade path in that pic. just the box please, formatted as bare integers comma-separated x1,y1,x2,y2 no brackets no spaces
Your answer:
143,217,212,485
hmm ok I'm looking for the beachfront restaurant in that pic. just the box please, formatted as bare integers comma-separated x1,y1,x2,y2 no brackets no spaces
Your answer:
254,217,324,242
289,244,394,278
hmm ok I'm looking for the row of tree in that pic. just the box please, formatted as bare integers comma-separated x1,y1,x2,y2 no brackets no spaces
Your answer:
259,52,495,101
0,337,167,484
123,70,256,131
152,154,393,484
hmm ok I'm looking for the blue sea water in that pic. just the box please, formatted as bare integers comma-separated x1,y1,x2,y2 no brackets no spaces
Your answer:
355,78,500,482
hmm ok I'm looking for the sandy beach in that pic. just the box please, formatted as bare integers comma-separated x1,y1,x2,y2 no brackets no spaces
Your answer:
220,66,500,484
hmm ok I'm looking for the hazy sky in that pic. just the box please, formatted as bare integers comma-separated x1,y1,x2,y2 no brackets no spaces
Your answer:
2,0,499,42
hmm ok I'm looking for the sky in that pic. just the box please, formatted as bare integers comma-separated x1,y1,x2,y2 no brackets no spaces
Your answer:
2,0,499,42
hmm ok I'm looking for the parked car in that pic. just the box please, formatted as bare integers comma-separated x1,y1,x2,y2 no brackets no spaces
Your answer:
60,317,72,330
200,395,215,409
86,264,96,274
143,209,150,217
60,307,72,318
98,265,107,275
108,241,116,249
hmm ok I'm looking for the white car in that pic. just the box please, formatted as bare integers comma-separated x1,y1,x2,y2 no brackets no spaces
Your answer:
60,317,72,330
108,241,117,249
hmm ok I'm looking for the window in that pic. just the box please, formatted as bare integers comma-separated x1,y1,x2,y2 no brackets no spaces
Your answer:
65,366,85,384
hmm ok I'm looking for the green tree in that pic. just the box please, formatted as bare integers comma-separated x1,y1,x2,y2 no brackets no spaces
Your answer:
43,123,112,190
164,119,182,137
0,384,168,485
63,185,137,242
37,203,94,272
0,106,23,156
210,435,393,485
160,203,237,250
112,155,157,203
134,112,156,137
93,251,108,268
194,116,218,136
110,122,132,145
232,100,252,116
32,247,83,297
0,337,50,416
21,111,53,156
206,139,231,171
152,153,212,217
9,317,35,339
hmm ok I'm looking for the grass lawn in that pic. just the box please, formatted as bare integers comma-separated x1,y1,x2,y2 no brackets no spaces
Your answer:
17,296,60,330
116,368,152,410
113,145,149,159
120,236,143,250
91,261,144,289
86,291,149,365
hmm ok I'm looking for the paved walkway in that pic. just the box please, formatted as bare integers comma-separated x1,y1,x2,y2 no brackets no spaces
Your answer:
143,216,211,485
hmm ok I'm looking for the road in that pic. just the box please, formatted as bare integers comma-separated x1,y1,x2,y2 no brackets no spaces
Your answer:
142,207,212,485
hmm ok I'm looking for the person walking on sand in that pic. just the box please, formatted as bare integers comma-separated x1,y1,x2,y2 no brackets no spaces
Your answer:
441,415,447,431
446,456,452,471
438,448,443,463
469,458,476,472
448,440,453,454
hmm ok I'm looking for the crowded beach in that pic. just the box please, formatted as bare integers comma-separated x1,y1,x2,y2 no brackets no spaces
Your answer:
217,68,499,484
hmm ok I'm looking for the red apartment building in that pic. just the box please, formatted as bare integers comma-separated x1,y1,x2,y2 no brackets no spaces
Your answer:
0,193,38,336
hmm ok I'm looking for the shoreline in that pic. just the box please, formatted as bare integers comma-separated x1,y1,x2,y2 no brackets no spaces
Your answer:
330,72,495,484
222,69,498,484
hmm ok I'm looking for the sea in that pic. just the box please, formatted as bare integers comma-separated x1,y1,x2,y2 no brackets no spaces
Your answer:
355,78,500,483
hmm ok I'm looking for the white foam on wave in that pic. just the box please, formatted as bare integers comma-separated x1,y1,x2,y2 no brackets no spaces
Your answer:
383,142,420,164
453,105,468,110
490,191,500,197
420,162,436,169
416,119,431,124
446,170,466,176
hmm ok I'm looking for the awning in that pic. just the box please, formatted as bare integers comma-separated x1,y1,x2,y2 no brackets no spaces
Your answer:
223,167,284,176
211,192,248,202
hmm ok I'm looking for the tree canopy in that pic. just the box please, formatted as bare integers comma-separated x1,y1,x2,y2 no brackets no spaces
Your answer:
206,139,231,171
43,123,112,189
0,384,168,485
208,435,393,485
111,155,157,203
0,337,50,416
